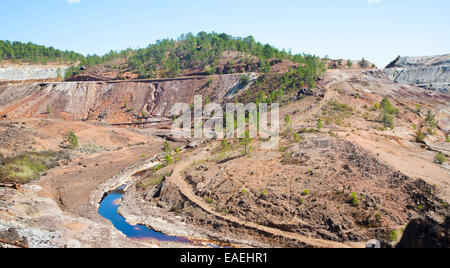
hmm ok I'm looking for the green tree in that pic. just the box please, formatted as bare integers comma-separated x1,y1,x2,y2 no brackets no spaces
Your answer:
68,131,79,149
240,131,253,156
317,118,323,130
284,114,293,133
424,110,437,130
379,98,397,129
162,140,171,153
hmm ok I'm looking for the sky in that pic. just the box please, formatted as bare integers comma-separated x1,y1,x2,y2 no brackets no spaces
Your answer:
1,0,449,67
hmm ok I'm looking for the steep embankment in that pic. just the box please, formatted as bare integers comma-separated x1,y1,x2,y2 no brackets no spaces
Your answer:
0,65,69,82
384,54,450,94
0,73,255,124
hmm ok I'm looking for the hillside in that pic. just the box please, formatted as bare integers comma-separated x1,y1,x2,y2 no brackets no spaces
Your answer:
0,34,448,249
66,32,331,81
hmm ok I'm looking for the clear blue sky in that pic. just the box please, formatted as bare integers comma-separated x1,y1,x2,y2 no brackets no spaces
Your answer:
1,0,449,67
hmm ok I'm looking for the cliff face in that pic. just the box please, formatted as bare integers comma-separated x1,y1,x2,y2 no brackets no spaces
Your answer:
0,65,69,82
384,54,450,93
0,74,253,124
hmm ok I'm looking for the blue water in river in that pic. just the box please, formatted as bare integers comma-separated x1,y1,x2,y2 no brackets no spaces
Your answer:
98,190,190,242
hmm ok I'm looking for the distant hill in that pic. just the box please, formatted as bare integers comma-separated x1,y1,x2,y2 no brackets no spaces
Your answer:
66,32,328,81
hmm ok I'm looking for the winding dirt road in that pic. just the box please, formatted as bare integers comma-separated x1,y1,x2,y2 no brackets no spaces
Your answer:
166,148,363,248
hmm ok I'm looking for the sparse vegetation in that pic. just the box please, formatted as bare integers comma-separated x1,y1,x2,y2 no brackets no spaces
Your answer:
424,110,438,133
206,78,213,87
137,170,172,190
373,102,380,111
260,189,268,199
389,230,399,242
350,192,360,207
162,140,171,153
165,154,174,165
415,104,422,114
415,129,425,143
284,114,293,134
240,75,250,87
240,130,253,156
0,151,68,184
68,131,79,149
434,153,446,165
317,118,323,130
378,98,398,129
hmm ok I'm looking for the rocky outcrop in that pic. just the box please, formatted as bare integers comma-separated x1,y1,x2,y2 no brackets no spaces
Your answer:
384,54,450,93
0,228,29,248
396,217,450,248
0,65,69,82
0,74,253,124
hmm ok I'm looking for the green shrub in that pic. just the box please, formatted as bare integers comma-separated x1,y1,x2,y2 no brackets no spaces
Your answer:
373,102,380,111
434,153,446,165
205,66,215,75
68,131,79,149
240,75,250,87
317,118,323,130
446,135,450,143
140,154,146,158
206,77,213,86
380,98,398,115
350,192,360,207
165,154,174,165
389,231,399,242
424,110,437,130
415,129,425,142
260,189,268,199
415,104,422,114
162,140,171,153
284,115,292,132
303,189,310,195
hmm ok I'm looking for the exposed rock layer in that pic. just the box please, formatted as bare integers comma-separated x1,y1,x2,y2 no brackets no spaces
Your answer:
0,65,69,82
384,54,450,93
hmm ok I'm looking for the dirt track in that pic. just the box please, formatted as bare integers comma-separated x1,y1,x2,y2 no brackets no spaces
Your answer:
166,148,362,248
